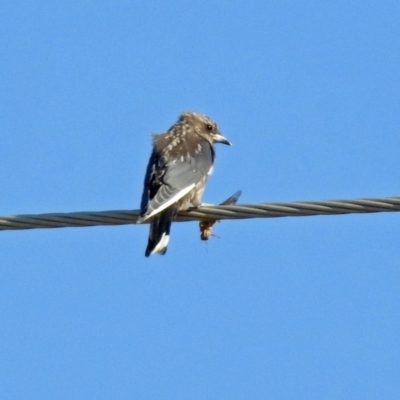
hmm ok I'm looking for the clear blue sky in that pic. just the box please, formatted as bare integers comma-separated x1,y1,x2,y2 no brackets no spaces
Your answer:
1,2,400,399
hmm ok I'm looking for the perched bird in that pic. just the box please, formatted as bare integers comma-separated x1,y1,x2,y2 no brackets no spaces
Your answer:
137,111,231,257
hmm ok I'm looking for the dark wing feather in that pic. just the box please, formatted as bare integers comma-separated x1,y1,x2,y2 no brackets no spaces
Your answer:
140,150,162,216
139,140,214,221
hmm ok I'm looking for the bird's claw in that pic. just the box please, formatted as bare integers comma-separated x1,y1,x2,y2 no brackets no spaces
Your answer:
199,190,242,241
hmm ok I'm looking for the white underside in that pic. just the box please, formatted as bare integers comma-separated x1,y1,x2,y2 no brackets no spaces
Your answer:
142,183,195,221
151,233,170,255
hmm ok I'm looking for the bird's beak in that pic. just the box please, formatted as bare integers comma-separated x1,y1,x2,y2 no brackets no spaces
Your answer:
213,132,232,146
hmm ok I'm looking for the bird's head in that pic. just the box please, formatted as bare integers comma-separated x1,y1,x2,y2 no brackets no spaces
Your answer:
179,111,232,146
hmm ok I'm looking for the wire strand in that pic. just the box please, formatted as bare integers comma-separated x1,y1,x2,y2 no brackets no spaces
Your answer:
1,195,400,231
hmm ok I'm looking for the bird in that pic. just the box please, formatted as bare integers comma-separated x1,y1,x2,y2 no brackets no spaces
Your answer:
137,111,231,257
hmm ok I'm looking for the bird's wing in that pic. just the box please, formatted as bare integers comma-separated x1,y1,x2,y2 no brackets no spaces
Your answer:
139,141,214,221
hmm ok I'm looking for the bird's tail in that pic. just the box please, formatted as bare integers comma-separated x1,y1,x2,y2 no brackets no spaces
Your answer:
145,206,177,257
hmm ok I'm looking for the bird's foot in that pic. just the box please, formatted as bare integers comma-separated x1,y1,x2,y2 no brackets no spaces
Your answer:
198,190,242,241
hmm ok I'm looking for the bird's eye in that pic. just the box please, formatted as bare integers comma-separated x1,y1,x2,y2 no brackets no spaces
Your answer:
206,124,213,131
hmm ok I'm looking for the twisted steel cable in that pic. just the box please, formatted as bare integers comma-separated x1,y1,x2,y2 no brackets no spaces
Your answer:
1,195,400,231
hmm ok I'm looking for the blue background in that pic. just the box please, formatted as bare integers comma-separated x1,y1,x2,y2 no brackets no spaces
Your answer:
1,2,400,399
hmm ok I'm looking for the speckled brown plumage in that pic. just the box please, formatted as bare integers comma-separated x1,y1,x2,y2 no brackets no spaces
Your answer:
137,111,231,257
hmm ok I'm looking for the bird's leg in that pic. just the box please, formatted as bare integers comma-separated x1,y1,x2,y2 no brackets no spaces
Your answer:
199,190,242,241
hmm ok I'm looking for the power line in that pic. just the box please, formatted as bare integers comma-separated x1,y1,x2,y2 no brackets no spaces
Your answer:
1,195,400,231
